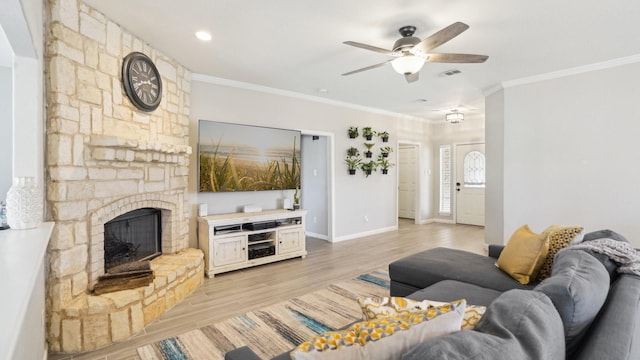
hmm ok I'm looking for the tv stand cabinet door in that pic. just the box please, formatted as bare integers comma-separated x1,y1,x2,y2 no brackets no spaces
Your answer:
278,227,304,254
213,235,247,267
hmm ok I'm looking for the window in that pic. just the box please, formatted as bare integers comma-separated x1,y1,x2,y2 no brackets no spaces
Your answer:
439,145,451,214
463,151,485,188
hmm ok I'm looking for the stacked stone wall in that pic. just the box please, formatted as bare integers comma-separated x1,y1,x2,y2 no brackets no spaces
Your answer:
45,0,199,352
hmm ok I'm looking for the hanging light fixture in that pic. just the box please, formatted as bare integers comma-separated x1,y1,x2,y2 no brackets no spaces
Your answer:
445,110,464,123
391,54,425,75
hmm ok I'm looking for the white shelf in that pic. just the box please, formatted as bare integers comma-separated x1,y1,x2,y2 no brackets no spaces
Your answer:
0,222,54,360
198,209,307,277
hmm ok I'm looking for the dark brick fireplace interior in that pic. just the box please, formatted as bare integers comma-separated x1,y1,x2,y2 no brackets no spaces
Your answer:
104,208,161,272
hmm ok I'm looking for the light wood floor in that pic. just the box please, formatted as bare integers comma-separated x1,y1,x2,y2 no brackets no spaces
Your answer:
50,220,485,360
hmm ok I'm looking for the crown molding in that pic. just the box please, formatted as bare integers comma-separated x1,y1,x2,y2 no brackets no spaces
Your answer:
191,73,428,123
502,54,640,89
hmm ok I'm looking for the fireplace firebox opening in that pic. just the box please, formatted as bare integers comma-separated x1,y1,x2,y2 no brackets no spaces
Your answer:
104,207,162,272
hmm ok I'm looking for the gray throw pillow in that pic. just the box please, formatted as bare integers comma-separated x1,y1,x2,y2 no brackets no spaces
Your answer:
401,290,565,360
581,229,629,279
582,229,628,243
534,250,610,356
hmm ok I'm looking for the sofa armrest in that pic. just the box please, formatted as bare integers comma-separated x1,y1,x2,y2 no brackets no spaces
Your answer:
224,346,262,360
572,275,640,360
488,245,505,259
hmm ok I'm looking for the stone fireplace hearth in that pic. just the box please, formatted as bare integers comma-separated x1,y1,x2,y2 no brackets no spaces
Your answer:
45,0,203,353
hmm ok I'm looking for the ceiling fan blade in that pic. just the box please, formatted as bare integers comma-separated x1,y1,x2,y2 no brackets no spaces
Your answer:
404,72,419,83
411,22,470,55
342,60,392,76
343,41,394,56
426,53,488,63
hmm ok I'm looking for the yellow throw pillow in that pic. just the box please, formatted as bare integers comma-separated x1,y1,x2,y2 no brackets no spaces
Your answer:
535,225,584,282
496,225,549,284
357,296,486,330
290,300,466,360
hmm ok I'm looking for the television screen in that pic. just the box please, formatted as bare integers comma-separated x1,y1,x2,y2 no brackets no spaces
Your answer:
198,120,301,192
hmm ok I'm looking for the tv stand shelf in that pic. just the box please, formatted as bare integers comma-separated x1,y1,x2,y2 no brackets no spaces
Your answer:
198,209,307,278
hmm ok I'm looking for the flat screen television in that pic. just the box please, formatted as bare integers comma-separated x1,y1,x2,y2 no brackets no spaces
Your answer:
198,120,301,192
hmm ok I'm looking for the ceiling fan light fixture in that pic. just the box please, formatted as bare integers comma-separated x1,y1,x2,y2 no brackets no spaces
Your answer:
445,111,464,123
195,31,212,41
391,55,424,75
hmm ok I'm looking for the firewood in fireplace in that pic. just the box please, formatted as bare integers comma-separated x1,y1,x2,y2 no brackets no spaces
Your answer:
107,260,151,274
93,269,155,295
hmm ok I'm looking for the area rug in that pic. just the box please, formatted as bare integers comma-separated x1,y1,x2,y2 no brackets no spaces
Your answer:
136,269,390,360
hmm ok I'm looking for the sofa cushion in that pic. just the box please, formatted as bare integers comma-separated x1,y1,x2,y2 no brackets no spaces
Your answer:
389,247,533,297
407,280,502,307
534,249,609,356
535,225,584,282
401,290,565,360
290,300,466,360
496,225,549,284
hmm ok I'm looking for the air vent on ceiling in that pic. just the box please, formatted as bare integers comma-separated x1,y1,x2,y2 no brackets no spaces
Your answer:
441,69,462,77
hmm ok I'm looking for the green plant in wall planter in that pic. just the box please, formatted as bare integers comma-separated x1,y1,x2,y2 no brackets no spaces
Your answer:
377,131,389,142
345,147,362,175
360,160,377,177
345,157,362,175
362,127,374,140
380,146,393,158
363,142,375,158
378,155,394,175
348,126,359,139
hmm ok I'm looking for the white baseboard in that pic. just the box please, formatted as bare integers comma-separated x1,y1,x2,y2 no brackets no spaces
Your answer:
433,218,456,224
333,225,398,243
305,231,329,241
416,218,435,225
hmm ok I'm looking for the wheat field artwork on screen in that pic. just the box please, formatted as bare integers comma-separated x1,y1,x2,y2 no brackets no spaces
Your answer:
136,270,390,360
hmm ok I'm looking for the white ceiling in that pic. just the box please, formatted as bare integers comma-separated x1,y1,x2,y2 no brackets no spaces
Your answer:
84,0,640,122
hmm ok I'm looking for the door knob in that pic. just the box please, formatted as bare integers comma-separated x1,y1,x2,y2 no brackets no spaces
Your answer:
456,182,461,192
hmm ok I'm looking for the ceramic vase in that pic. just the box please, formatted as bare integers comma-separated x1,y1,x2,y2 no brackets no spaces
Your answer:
6,177,43,229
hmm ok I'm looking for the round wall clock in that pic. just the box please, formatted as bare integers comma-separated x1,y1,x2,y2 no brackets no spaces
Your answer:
122,52,162,112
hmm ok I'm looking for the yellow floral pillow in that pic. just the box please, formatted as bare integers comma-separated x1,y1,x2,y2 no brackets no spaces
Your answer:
357,296,433,319
290,300,466,360
535,225,584,282
357,296,486,330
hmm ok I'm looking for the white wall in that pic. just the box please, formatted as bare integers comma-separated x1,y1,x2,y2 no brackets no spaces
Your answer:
188,78,436,245
1,0,45,192
0,65,12,199
484,90,504,244
0,0,46,358
486,61,640,246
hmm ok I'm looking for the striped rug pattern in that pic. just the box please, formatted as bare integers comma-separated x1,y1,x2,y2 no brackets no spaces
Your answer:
137,270,390,360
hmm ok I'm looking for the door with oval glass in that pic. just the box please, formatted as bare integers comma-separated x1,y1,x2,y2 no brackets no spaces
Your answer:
455,143,485,226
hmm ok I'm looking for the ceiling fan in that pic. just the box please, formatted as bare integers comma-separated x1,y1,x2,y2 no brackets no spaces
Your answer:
342,22,488,83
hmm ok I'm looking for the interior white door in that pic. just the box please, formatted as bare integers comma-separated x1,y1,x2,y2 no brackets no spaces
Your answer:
455,143,485,226
398,145,417,219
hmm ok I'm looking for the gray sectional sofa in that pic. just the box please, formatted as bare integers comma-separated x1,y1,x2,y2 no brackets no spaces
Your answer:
390,231,640,360
226,230,640,359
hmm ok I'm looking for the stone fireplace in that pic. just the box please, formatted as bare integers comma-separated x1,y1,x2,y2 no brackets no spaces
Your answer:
44,0,203,353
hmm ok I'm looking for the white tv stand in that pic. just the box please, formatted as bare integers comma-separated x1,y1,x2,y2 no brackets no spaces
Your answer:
198,209,307,278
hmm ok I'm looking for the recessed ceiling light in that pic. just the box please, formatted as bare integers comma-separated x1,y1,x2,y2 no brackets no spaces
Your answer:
195,31,212,42
317,88,328,93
